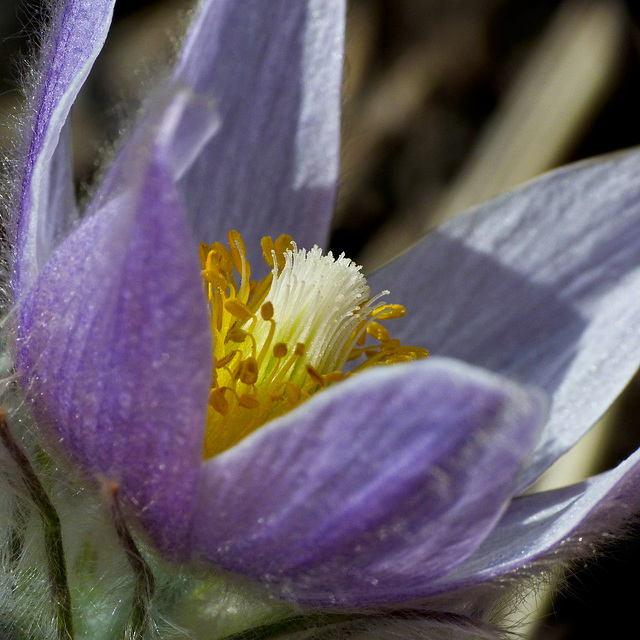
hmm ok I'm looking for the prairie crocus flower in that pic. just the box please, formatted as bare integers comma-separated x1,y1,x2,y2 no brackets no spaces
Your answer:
6,0,640,638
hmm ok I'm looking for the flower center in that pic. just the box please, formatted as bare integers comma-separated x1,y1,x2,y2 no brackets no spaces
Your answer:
199,231,428,458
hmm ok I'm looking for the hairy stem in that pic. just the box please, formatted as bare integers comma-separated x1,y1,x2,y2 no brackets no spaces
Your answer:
6,499,29,569
109,485,156,640
0,410,74,640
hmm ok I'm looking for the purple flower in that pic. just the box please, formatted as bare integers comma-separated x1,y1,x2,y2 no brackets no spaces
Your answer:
9,0,640,613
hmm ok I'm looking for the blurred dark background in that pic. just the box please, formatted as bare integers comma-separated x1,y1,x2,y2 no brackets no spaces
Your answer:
2,1,640,638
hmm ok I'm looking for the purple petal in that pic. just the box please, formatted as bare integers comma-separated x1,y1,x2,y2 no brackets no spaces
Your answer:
432,446,640,594
14,0,115,296
368,150,640,491
190,358,545,606
16,103,212,556
173,0,345,264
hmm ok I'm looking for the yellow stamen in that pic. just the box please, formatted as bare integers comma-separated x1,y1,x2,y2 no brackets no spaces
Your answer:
366,322,390,342
200,231,428,458
224,299,253,319
273,343,288,359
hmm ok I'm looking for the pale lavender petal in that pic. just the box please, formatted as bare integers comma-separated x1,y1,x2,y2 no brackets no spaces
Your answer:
91,86,221,211
16,111,212,556
432,446,640,594
14,0,115,295
191,358,545,606
173,0,345,263
48,119,78,233
368,150,640,491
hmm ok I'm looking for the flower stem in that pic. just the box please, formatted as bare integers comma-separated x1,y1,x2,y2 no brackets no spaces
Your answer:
0,410,74,640
108,485,155,640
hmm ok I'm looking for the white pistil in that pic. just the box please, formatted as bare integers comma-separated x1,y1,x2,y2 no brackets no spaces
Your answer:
262,244,386,374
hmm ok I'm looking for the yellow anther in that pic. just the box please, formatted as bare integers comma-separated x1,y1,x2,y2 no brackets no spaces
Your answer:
209,389,229,415
406,347,429,359
239,394,260,409
228,230,246,252
210,242,234,273
367,322,390,342
274,234,293,269
284,382,301,404
387,355,413,364
239,358,259,385
227,229,247,252
224,299,253,319
215,351,237,368
373,304,406,321
261,236,276,268
261,301,274,321
294,343,305,357
347,347,366,362
227,328,248,343
305,364,325,388
275,234,293,254
202,270,228,289
273,343,288,359
228,230,248,272
324,371,344,383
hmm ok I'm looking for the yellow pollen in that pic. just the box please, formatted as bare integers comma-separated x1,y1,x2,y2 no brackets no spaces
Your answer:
200,231,429,458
